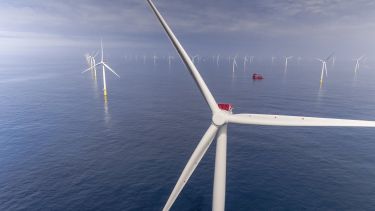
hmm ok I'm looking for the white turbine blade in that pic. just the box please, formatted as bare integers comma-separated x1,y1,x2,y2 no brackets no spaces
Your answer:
103,63,120,78
315,58,324,62
325,52,334,61
93,50,99,58
147,0,219,113
358,55,366,61
101,39,104,62
163,124,219,211
228,113,375,127
82,63,100,73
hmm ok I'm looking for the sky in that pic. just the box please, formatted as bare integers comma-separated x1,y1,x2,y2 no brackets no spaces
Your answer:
1,0,375,60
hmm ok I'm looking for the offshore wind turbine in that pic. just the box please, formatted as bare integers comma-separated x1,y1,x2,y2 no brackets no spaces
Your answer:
168,55,174,69
316,53,334,85
153,54,157,66
216,54,220,67
232,56,238,73
85,52,99,80
192,55,199,64
284,56,293,73
83,40,120,97
354,55,366,74
249,56,254,64
243,56,248,72
147,1,375,211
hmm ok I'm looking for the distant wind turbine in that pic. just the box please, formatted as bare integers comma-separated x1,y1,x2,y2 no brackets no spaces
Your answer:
243,56,248,72
192,55,199,64
85,51,99,80
147,2,375,211
354,55,366,74
216,54,220,67
316,52,334,85
249,56,254,64
153,54,157,66
168,55,174,69
82,40,120,97
284,56,293,73
232,56,238,73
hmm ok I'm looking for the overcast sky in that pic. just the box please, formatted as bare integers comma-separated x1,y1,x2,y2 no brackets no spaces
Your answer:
1,0,375,59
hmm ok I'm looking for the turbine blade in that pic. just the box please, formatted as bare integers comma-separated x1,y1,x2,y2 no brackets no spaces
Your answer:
93,50,99,58
325,52,334,61
101,39,104,62
147,0,219,113
82,63,100,73
163,124,219,211
103,63,120,78
227,113,375,127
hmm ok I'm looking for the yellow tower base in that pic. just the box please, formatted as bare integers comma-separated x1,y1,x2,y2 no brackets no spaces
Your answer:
103,89,107,96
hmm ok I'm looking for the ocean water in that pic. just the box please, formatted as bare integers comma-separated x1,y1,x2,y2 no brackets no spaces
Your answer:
1,57,375,210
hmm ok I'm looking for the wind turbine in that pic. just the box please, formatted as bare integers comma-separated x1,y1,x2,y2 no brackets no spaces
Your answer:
168,55,174,69
216,54,220,67
82,40,120,97
354,55,366,74
316,53,334,85
153,54,158,66
147,1,375,211
192,55,199,64
232,56,238,73
85,51,99,80
249,56,254,64
284,56,293,73
243,56,248,72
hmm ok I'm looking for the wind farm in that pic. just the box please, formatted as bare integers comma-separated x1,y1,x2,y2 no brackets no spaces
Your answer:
2,0,375,211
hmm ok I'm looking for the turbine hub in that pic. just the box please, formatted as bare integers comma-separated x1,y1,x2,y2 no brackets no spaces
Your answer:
212,112,227,126
212,104,232,126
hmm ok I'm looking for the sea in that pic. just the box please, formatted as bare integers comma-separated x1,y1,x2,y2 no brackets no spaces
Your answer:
1,56,375,210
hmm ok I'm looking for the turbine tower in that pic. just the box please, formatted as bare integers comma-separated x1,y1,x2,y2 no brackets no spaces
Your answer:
147,1,375,210
83,40,120,97
316,53,334,85
284,56,293,73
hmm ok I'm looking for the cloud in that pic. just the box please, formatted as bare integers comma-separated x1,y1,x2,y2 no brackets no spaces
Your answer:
0,0,375,57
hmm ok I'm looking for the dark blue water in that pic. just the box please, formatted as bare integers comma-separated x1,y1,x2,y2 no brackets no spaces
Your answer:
1,57,375,210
